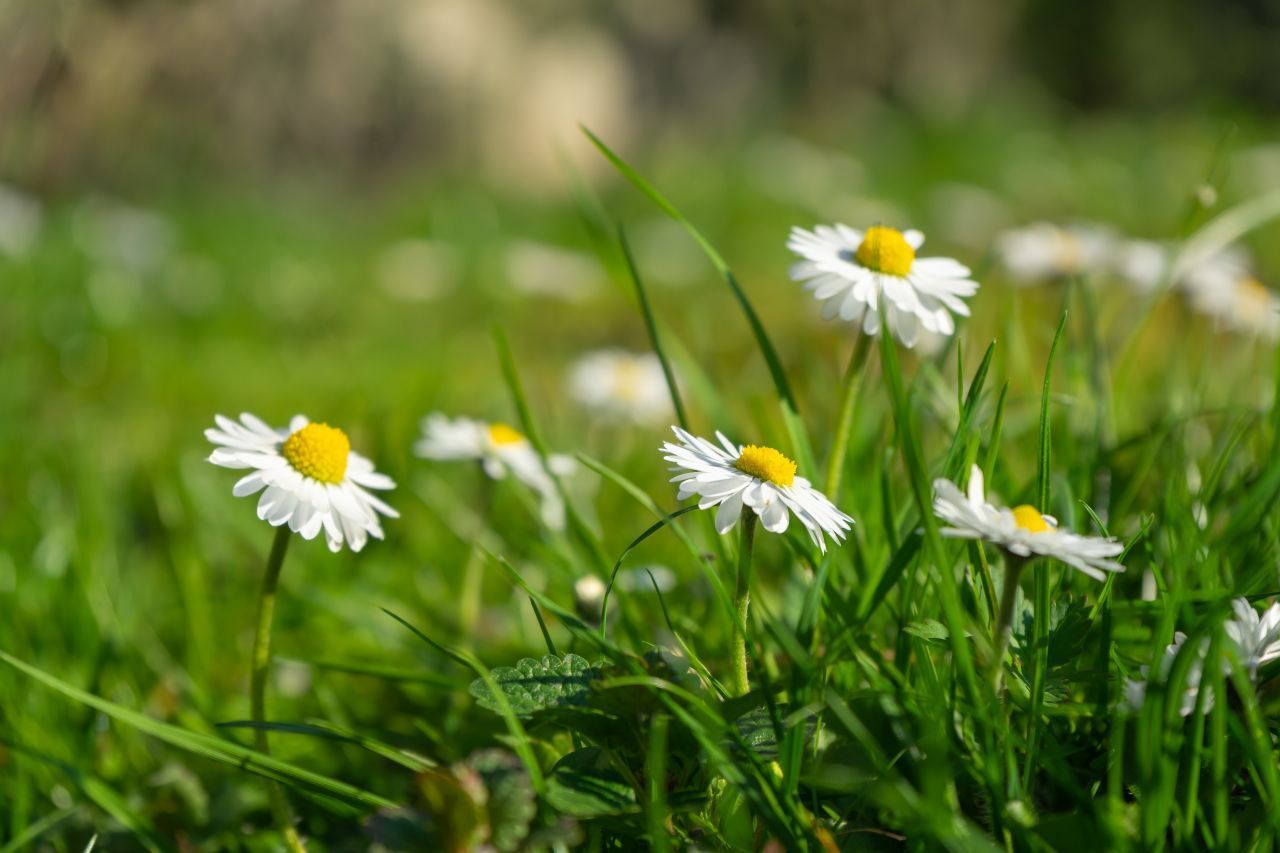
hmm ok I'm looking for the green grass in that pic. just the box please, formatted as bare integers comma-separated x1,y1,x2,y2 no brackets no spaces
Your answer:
3,109,1280,850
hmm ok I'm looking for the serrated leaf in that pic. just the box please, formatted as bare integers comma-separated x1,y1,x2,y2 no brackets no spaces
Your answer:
545,748,638,818
469,654,602,717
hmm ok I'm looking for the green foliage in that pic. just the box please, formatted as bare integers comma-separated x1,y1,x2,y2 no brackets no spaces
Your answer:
468,654,603,718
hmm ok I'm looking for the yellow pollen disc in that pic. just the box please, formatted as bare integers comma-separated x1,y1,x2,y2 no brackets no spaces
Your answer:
854,226,915,276
487,422,525,446
282,422,350,484
1011,505,1051,534
735,444,797,487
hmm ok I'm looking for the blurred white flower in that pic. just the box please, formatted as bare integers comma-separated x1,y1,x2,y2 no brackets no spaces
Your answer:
995,222,1117,284
787,224,978,347
568,349,672,424
661,426,852,553
415,413,573,530
0,183,43,258
207,413,398,553
932,465,1124,581
1178,246,1280,341
505,240,602,302
1125,598,1280,716
574,574,607,619
375,239,458,303
1111,239,1171,292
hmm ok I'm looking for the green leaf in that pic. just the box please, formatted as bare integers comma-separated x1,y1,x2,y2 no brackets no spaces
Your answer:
469,654,603,717
545,748,639,817
904,619,951,642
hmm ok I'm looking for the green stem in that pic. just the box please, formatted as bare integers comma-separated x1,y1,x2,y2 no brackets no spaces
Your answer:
731,514,758,697
991,555,1027,693
824,332,873,498
251,527,306,853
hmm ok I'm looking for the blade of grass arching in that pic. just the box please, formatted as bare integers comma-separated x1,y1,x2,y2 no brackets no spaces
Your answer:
379,609,546,795
878,329,982,706
645,568,730,698
296,658,464,689
493,326,611,570
215,720,436,772
599,505,701,638
478,550,622,659
618,226,689,429
1226,658,1280,833
576,453,735,620
529,597,560,657
645,712,672,853
582,126,816,477
1023,311,1067,793
0,651,400,811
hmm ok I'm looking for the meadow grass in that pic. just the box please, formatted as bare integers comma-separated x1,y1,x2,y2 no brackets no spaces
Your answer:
2,111,1280,850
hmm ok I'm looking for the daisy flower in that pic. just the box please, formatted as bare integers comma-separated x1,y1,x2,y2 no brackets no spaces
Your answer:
415,413,572,530
787,223,978,347
660,426,852,553
932,465,1124,581
1178,247,1280,342
1111,238,1171,293
995,221,1117,285
568,348,672,424
207,413,398,553
1125,598,1280,715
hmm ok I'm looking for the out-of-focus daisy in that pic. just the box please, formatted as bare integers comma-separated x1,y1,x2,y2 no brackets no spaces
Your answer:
932,464,1124,581
661,426,852,553
568,349,672,424
415,413,573,529
787,223,978,347
1178,247,1280,341
1112,238,1171,292
995,222,1116,285
207,413,398,553
1125,598,1280,716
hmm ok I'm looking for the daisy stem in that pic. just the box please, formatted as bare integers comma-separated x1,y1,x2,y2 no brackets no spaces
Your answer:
251,526,306,853
731,514,758,697
824,331,873,499
992,555,1027,693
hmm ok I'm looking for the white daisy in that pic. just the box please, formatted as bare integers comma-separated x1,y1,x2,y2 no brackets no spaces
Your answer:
787,223,978,348
568,349,672,424
1111,238,1171,292
207,413,398,553
660,426,852,553
1125,598,1280,715
995,221,1117,285
414,413,573,530
1178,247,1280,342
932,464,1124,580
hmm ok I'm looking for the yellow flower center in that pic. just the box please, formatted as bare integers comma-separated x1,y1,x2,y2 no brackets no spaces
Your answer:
613,359,643,401
487,422,525,446
281,422,350,484
854,226,915,276
1011,505,1051,534
735,444,797,487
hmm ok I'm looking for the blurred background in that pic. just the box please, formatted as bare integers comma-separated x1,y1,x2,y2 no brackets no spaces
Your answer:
3,0,1280,847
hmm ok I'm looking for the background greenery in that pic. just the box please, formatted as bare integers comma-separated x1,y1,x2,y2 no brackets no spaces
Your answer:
3,1,1280,850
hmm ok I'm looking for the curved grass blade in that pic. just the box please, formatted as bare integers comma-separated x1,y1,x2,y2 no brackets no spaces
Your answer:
582,126,815,477
380,608,546,794
599,505,700,638
0,651,400,812
617,225,689,429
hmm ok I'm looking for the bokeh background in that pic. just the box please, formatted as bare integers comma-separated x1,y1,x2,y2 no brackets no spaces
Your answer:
3,0,1280,847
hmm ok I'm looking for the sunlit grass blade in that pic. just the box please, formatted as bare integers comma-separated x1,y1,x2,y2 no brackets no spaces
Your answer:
582,126,816,478
617,225,689,429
